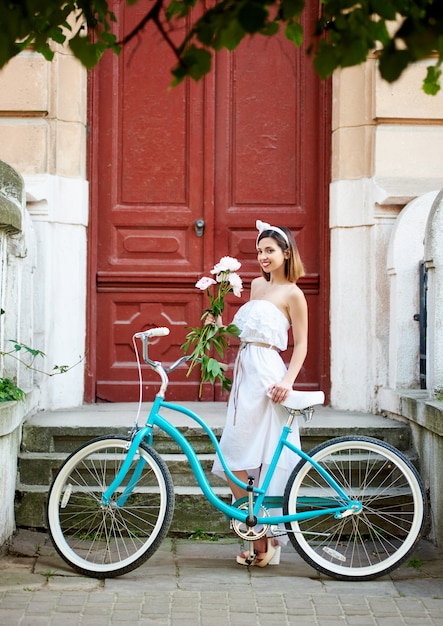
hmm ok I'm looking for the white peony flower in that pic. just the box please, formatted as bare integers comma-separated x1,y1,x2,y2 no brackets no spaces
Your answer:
228,272,243,297
210,256,241,275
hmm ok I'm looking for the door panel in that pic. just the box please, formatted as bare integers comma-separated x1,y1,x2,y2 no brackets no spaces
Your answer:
87,1,330,402
92,2,209,400
212,20,326,398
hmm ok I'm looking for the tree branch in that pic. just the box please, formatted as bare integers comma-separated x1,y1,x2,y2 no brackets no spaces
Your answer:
117,0,182,64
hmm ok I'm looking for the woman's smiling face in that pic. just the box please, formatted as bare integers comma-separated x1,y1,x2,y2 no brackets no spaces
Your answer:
257,237,286,274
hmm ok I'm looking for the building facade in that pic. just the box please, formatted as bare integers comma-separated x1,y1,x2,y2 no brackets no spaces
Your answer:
0,11,443,545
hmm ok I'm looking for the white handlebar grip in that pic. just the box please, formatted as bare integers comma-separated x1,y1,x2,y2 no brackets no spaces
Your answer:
134,327,170,339
150,327,170,337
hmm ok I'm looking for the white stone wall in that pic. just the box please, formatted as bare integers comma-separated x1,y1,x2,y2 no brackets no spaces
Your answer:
331,59,443,411
0,48,88,410
0,161,37,544
25,175,88,408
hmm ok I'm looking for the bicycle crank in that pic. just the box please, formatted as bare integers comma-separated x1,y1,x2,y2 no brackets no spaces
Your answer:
231,503,270,541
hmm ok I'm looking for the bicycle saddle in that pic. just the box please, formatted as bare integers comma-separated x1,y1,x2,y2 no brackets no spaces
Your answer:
271,390,325,411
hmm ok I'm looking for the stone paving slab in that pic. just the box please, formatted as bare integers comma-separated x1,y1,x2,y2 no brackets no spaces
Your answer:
0,529,442,625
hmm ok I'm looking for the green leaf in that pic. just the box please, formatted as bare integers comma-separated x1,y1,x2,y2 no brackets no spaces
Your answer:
285,20,303,46
423,64,442,95
175,45,212,83
215,19,246,51
211,339,225,359
314,39,339,78
36,42,55,62
370,0,396,21
48,25,67,45
281,0,305,20
196,22,215,47
225,323,241,336
101,31,119,51
340,37,369,68
166,0,197,20
238,1,268,34
262,20,279,37
367,18,390,47
206,358,222,375
69,32,107,69
0,378,25,402
378,46,411,83
8,340,46,358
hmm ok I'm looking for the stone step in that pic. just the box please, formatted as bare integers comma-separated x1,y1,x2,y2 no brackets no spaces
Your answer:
16,402,415,535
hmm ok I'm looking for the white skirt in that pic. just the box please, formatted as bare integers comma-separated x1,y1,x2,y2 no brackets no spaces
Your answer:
212,344,302,542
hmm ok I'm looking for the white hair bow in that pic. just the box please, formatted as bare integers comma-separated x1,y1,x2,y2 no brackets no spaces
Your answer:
256,219,289,245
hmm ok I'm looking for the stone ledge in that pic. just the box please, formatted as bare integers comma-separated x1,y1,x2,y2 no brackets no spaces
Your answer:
379,387,443,437
0,400,28,438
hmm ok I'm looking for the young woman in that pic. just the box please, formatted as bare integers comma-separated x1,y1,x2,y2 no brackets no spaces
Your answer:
212,219,308,567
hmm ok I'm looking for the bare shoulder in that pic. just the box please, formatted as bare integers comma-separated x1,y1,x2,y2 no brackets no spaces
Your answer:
287,283,306,302
250,276,267,297
286,283,307,312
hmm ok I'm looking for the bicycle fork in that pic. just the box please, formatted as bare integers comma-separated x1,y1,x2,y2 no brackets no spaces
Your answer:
101,427,152,507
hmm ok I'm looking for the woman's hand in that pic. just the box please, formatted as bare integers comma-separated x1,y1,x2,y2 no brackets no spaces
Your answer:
268,381,292,404
204,312,223,327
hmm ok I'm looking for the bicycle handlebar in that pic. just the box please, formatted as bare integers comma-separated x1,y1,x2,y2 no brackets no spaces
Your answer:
133,327,189,398
134,327,170,339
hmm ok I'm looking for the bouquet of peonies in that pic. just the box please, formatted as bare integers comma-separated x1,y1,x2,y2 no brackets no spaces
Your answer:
182,256,243,395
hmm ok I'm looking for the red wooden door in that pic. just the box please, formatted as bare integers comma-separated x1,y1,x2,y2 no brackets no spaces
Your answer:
86,1,330,402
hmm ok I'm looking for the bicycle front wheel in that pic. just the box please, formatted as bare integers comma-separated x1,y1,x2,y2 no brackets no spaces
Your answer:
284,436,427,581
47,436,175,578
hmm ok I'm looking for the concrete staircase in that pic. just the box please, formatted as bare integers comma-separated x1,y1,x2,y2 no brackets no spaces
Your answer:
15,402,416,536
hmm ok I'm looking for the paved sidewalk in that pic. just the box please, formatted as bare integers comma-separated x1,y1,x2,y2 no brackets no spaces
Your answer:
0,529,442,625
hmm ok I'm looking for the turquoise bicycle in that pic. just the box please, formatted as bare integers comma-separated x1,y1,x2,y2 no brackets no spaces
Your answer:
47,328,427,581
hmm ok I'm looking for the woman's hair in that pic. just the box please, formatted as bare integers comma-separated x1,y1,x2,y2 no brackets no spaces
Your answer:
257,227,305,283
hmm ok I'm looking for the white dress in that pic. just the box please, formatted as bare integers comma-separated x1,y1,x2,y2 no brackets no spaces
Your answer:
212,300,301,522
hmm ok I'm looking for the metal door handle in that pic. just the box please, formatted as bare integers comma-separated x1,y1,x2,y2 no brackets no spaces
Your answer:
195,219,205,237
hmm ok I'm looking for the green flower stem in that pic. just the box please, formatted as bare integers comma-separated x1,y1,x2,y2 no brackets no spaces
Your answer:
182,262,242,396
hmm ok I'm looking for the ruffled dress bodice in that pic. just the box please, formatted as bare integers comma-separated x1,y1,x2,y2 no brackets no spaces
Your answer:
233,300,290,351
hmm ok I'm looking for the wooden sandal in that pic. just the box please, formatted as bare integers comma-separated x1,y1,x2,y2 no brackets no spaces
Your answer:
236,539,281,567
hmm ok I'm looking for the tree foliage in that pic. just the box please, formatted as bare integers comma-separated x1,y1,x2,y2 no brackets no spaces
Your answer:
0,0,442,93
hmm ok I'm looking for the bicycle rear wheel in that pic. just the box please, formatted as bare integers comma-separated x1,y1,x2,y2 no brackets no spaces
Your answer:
47,436,175,578
283,436,427,581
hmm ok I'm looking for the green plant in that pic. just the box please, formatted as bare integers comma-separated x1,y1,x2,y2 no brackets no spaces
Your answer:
0,338,84,402
188,528,219,541
0,1,442,95
0,378,25,402
182,256,242,395
407,557,423,570
2,340,75,375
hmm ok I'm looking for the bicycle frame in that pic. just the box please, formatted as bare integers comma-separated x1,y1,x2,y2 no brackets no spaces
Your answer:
102,395,360,526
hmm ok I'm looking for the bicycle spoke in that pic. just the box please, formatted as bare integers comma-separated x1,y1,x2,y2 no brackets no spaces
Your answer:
47,437,175,577
284,437,426,580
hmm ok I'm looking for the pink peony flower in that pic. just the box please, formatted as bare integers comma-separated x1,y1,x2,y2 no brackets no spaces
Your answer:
195,276,217,290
